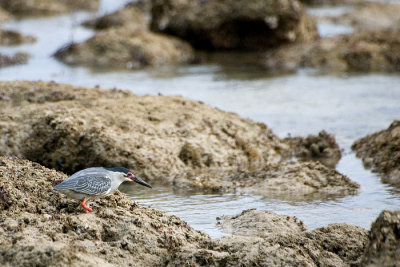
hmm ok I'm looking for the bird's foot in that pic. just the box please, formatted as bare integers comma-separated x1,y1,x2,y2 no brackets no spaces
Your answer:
81,199,93,213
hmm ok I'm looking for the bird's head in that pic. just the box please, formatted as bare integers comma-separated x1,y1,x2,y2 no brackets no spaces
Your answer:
107,167,152,188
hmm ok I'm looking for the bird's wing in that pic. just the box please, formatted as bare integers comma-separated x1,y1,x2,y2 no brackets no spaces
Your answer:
54,173,112,195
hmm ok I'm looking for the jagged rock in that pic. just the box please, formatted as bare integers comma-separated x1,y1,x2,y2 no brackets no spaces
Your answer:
0,29,36,45
352,121,400,185
361,210,400,266
0,52,29,68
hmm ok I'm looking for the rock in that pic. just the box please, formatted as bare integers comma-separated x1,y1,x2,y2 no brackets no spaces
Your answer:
0,6,11,22
212,209,368,266
173,161,359,200
360,210,400,266
0,0,98,17
285,130,342,168
0,156,212,266
0,52,29,68
219,209,307,237
0,155,369,266
264,29,400,74
0,81,287,180
54,27,195,69
82,4,148,31
0,29,36,45
150,0,318,50
331,2,400,31
352,121,400,185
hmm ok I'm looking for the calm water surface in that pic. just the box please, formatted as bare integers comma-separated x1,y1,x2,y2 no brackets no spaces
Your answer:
1,0,399,238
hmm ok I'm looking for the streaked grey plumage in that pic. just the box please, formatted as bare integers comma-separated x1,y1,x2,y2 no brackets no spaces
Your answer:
54,167,152,212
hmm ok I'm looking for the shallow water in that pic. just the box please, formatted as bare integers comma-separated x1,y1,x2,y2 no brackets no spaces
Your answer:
1,0,400,238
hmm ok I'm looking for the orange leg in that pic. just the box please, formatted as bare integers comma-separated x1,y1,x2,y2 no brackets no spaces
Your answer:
81,198,93,213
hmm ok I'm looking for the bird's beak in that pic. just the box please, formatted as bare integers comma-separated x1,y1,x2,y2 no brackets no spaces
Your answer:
132,176,152,188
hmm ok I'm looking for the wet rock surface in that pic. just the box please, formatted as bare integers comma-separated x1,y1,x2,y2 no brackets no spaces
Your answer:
215,209,368,266
264,29,400,74
174,161,359,200
0,29,36,45
0,52,29,68
150,0,318,50
82,4,148,31
54,27,195,69
0,0,99,16
361,210,400,266
0,81,286,180
285,130,342,168
352,121,400,185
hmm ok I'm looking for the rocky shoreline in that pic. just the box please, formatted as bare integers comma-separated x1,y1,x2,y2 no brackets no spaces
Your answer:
0,80,399,265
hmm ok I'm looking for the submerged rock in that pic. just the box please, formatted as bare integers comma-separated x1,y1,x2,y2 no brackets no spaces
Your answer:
82,4,148,31
352,121,400,185
0,29,36,45
285,130,342,168
174,161,359,200
150,0,318,50
361,210,400,266
54,27,195,69
0,0,99,16
0,81,286,180
264,29,400,74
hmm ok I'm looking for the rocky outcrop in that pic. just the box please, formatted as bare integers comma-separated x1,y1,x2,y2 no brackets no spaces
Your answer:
0,159,369,266
285,130,342,168
173,161,359,200
352,121,400,185
215,209,368,266
361,210,400,266
0,0,99,16
82,4,148,31
0,81,287,180
0,29,36,45
264,29,400,74
0,52,29,68
54,27,195,69
0,156,212,266
150,0,318,50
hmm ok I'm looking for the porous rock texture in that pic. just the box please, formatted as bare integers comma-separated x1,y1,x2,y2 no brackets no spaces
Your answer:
361,210,400,266
54,27,195,69
352,121,400,185
150,0,318,50
215,209,368,266
0,159,369,267
0,80,286,181
173,161,360,200
264,29,400,74
0,156,212,266
0,0,99,16
82,4,149,31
